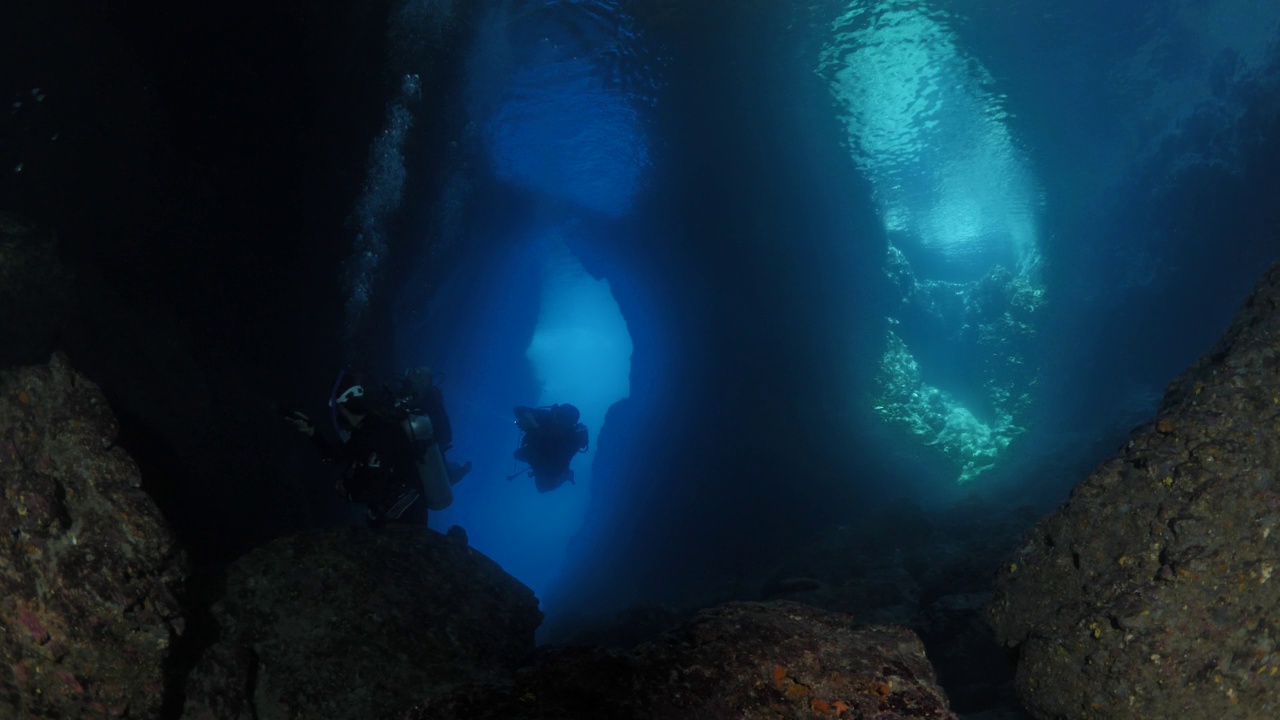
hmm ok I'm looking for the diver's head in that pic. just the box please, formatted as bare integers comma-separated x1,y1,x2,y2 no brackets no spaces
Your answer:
554,403,580,426
333,378,368,429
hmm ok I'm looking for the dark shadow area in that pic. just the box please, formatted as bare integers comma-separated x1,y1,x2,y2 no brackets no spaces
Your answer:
158,567,227,720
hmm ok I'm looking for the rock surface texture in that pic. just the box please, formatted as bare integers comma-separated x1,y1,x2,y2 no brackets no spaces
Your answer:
0,353,186,719
410,601,957,720
989,259,1280,718
180,525,542,720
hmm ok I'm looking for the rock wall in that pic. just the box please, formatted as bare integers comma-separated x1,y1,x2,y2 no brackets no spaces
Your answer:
181,525,542,720
989,258,1280,718
0,353,186,718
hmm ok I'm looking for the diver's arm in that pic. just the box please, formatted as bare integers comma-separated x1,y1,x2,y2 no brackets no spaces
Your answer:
514,406,540,431
284,408,348,462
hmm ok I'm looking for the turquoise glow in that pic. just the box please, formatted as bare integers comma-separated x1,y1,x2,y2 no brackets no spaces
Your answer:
820,0,1042,273
820,0,1047,483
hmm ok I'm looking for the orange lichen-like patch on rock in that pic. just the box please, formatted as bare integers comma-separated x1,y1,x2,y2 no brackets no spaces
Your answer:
809,697,854,716
407,602,957,719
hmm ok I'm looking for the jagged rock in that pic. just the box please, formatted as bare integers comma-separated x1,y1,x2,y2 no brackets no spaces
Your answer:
0,353,186,719
989,259,1280,718
410,601,957,719
180,525,542,720
0,213,74,367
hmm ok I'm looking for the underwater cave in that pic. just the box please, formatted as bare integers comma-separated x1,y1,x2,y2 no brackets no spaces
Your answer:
2,0,1279,717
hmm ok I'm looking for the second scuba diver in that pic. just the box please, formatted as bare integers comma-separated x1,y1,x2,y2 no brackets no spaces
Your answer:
510,403,589,492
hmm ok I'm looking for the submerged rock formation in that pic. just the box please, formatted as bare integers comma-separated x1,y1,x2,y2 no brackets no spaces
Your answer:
411,601,957,720
180,525,543,720
0,353,186,719
989,259,1280,718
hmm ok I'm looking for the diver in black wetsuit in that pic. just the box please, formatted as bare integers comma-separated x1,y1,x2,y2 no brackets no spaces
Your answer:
511,403,589,492
285,375,456,525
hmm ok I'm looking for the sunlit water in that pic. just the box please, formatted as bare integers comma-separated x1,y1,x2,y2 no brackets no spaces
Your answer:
818,0,1042,277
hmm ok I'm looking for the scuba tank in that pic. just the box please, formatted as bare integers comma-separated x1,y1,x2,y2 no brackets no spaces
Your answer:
402,412,452,511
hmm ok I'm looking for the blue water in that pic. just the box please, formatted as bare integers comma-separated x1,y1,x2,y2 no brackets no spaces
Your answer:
359,0,1280,630
414,233,632,602
819,0,1043,276
469,0,654,216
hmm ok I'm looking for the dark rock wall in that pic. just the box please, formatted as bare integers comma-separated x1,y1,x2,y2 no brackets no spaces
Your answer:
181,525,541,720
0,354,187,719
989,258,1280,718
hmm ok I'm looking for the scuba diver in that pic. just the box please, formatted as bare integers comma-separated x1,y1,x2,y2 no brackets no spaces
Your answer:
284,368,469,525
509,403,589,492
396,367,474,489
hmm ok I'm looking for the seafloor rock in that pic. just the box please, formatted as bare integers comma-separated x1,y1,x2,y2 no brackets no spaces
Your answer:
180,524,543,720
409,600,957,720
0,353,186,719
0,213,74,367
989,259,1280,718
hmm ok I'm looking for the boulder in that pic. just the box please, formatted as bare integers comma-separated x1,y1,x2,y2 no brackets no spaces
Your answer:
0,353,186,718
411,600,957,719
181,525,542,720
989,260,1280,718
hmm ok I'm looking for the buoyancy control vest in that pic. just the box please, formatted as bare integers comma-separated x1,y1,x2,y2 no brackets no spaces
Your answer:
401,410,452,511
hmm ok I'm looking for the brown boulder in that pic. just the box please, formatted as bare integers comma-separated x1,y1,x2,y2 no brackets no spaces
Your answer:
181,524,542,720
0,353,186,718
411,601,957,720
989,259,1280,718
